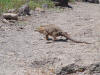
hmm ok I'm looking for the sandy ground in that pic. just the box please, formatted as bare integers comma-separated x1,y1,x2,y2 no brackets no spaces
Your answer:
0,2,100,75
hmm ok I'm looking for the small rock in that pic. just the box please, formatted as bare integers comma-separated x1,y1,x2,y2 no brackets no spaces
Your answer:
7,9,16,13
42,4,48,9
35,7,45,13
1,19,9,23
9,20,16,23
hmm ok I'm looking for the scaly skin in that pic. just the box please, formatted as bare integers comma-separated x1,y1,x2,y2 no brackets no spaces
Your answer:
35,24,91,44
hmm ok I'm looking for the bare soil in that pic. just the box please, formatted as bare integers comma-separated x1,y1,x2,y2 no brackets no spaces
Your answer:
0,2,100,75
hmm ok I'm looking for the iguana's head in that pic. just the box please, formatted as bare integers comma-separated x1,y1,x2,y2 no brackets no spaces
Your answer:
34,26,45,33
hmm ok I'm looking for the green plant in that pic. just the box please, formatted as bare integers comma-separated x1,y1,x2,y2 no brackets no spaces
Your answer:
28,0,54,9
0,0,54,14
0,0,26,14
69,0,75,2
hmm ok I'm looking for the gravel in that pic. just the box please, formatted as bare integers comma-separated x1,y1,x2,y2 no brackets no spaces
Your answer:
0,2,100,75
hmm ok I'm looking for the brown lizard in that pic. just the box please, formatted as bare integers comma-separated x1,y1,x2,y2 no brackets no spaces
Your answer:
35,24,91,44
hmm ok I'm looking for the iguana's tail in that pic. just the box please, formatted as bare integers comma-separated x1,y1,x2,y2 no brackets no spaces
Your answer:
61,32,91,44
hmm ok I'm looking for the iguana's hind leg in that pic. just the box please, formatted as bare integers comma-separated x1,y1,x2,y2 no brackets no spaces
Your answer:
52,33,57,41
45,35,49,40
53,36,57,41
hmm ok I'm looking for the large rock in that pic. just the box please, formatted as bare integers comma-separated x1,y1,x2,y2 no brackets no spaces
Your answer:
3,13,18,20
52,0,72,8
83,0,99,4
18,3,31,16
56,64,86,75
89,62,100,74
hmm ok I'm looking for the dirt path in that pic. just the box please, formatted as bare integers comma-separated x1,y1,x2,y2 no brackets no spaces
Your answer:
0,2,100,75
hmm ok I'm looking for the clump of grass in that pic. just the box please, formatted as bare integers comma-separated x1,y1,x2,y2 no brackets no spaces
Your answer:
0,0,54,14
0,0,26,14
69,0,75,2
29,0,54,10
